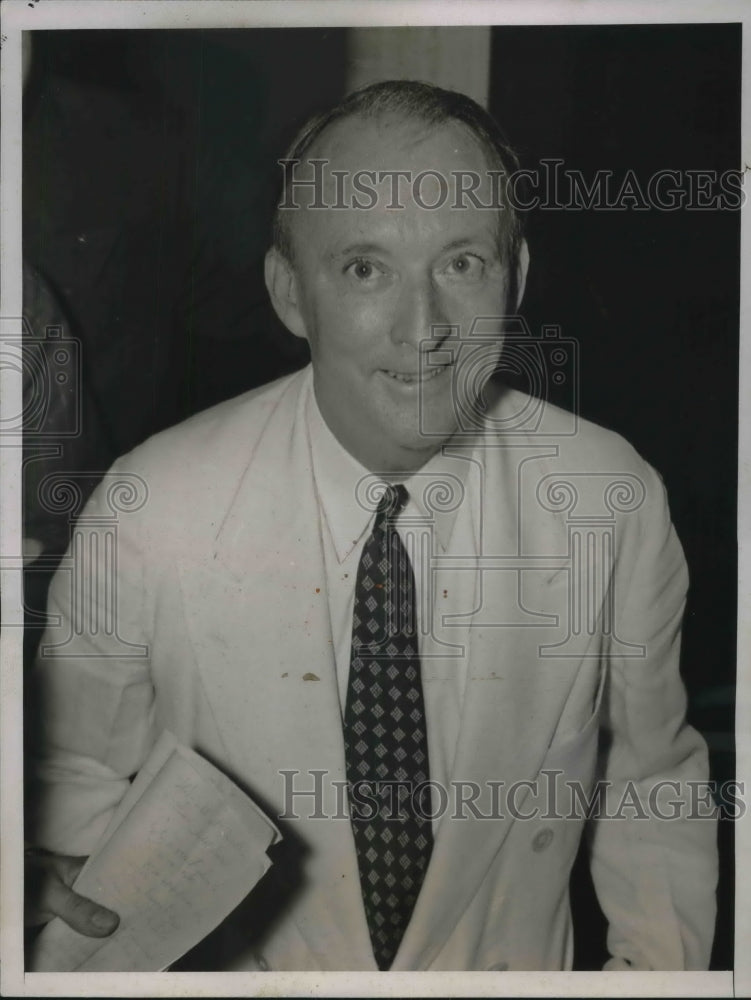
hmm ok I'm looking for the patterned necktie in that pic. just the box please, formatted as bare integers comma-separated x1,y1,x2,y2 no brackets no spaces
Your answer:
343,483,433,970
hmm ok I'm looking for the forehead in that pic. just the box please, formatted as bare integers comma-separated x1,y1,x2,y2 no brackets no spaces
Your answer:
288,113,501,257
310,112,491,176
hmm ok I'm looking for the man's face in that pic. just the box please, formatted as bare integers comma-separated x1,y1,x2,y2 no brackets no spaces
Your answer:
269,113,526,472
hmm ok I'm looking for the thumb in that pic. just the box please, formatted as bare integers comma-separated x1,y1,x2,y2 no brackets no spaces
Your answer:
46,878,120,938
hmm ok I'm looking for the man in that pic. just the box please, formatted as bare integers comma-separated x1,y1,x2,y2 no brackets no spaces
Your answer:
26,80,718,972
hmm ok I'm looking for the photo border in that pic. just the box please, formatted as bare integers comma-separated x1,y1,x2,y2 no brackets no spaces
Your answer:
1,1,747,996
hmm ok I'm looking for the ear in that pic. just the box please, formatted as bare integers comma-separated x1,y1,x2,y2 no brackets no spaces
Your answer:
264,248,308,340
514,238,530,309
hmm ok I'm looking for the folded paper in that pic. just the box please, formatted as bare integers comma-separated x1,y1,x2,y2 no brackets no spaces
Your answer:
28,731,281,971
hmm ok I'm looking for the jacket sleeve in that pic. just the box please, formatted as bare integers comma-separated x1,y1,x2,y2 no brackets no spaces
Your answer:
26,458,158,857
588,458,719,969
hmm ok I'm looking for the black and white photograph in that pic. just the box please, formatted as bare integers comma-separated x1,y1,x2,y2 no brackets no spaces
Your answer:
0,1,747,995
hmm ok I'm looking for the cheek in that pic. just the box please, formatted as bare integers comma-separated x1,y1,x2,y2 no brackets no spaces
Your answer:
312,294,393,365
444,278,509,332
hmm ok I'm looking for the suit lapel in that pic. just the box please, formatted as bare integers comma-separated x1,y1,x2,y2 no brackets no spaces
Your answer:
177,371,375,969
176,378,599,970
393,438,587,969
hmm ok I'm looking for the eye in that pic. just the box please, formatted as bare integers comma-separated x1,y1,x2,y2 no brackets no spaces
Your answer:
344,258,381,282
444,252,485,279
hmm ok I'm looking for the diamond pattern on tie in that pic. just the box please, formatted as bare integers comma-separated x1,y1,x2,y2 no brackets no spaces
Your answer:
343,484,433,970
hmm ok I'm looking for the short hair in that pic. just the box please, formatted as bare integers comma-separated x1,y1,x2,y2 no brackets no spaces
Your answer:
272,79,524,282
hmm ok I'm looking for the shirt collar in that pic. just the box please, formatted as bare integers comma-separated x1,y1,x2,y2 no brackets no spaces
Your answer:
307,385,469,563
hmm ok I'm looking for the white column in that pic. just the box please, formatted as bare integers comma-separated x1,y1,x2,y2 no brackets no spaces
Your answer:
345,27,491,107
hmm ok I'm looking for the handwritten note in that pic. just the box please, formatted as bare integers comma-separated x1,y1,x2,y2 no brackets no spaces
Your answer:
28,731,281,971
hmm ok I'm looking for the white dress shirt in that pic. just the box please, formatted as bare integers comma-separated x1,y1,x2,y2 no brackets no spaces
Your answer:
306,386,482,826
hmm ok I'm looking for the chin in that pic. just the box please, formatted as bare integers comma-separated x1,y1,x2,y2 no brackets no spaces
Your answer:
376,428,455,472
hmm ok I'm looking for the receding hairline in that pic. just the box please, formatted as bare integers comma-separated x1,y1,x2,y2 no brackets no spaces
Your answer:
303,109,493,167
272,83,524,268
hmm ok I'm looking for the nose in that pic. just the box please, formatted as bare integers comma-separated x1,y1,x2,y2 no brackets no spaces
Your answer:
390,275,449,353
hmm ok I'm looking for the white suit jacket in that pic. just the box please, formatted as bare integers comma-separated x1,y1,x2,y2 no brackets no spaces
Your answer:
30,366,718,972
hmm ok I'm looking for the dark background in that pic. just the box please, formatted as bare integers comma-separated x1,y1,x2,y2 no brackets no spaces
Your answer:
23,24,738,970
489,24,739,971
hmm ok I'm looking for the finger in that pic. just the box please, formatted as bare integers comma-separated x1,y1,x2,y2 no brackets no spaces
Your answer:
53,855,87,887
25,853,86,925
45,879,119,938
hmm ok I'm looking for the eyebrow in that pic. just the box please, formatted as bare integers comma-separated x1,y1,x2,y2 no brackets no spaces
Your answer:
328,243,385,262
439,237,488,254
329,235,493,263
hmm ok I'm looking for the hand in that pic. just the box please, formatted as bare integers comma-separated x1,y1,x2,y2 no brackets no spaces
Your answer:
25,849,120,937
22,536,45,566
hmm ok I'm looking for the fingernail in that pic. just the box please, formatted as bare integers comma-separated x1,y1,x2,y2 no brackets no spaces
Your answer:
91,910,118,931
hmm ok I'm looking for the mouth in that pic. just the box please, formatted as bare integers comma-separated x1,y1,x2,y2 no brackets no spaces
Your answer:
381,363,451,385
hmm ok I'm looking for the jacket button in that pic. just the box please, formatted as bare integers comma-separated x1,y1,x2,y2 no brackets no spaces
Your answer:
487,960,508,971
532,827,554,852
257,955,270,971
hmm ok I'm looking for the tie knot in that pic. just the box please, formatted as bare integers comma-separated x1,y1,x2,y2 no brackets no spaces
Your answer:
375,482,409,524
